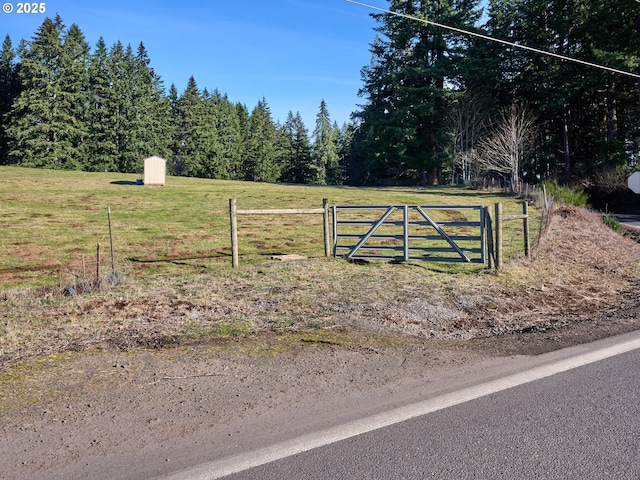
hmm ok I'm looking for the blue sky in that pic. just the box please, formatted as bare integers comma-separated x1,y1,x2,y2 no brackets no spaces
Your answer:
2,0,381,128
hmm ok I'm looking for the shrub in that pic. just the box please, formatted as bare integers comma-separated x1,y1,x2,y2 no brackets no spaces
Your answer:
602,213,621,233
542,180,590,208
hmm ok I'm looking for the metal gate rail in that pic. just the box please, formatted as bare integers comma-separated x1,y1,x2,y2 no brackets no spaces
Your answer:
332,205,487,264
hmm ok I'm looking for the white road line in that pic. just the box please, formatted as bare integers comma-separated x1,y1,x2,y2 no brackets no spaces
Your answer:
161,334,640,480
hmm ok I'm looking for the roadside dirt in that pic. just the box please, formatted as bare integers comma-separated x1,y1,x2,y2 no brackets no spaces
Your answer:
1,205,640,479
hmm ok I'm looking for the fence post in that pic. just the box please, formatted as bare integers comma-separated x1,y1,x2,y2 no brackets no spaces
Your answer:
484,206,494,269
403,204,409,261
495,203,503,270
523,201,530,258
323,198,330,257
96,242,101,283
229,198,238,268
107,206,116,275
332,205,337,257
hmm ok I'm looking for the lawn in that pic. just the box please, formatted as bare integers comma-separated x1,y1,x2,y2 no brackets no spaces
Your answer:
0,166,535,287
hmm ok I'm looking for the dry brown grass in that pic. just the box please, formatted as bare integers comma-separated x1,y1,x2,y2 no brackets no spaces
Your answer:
2,203,639,370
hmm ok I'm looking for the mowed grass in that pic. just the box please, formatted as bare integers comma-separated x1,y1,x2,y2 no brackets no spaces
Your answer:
0,166,536,286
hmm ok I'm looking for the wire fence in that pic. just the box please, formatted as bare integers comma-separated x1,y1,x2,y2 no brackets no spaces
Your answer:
501,182,554,262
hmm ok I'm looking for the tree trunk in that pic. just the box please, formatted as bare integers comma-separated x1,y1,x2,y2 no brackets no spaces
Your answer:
562,102,571,180
606,86,617,142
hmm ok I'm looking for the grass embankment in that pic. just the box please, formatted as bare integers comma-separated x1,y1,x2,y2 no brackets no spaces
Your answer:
0,166,545,369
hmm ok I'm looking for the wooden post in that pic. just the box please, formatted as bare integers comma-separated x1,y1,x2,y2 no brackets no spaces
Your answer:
523,201,530,258
96,242,101,282
230,198,238,268
107,206,116,275
495,203,503,270
323,198,330,257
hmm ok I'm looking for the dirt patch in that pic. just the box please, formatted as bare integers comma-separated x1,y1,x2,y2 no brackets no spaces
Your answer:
1,303,639,480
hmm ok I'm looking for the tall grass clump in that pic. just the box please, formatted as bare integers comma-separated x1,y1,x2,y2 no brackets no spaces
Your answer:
542,180,590,208
601,213,621,233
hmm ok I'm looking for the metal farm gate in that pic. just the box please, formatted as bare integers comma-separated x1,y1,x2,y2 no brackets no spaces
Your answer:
332,205,488,264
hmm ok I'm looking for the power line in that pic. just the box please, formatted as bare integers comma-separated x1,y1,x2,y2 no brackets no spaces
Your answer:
346,0,640,79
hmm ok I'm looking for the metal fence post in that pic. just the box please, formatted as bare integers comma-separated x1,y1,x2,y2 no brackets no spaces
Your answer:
403,204,409,261
485,206,495,270
523,201,530,258
495,203,503,270
332,205,337,257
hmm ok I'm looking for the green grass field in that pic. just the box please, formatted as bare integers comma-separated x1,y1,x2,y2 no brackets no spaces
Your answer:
0,166,536,287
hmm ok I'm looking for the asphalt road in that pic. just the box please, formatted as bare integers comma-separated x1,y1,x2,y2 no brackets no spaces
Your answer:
163,331,640,480
224,348,640,480
616,214,640,228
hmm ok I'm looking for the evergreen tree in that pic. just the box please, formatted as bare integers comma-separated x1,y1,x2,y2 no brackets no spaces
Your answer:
98,41,171,173
0,35,20,165
171,76,207,176
353,0,482,184
85,37,117,171
244,98,281,182
130,42,172,165
234,102,251,180
199,88,226,178
209,90,243,180
312,100,340,185
6,16,88,168
2,15,366,180
281,111,313,184
333,121,353,185
104,41,132,171
484,0,640,180
574,0,640,175
57,23,90,169
279,111,296,183
168,83,179,113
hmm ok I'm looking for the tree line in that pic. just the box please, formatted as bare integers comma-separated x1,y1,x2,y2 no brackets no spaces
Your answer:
2,2,639,187
0,16,348,184
351,0,640,187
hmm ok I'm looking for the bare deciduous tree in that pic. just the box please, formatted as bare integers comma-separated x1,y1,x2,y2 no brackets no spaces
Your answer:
447,93,491,184
476,103,537,189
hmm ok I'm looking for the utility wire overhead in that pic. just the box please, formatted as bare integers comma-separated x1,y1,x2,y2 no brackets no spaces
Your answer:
346,0,640,79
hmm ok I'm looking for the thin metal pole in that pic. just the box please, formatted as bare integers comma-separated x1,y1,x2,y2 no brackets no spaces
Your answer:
523,202,530,258
346,0,640,80
96,242,101,283
346,206,395,259
403,204,409,261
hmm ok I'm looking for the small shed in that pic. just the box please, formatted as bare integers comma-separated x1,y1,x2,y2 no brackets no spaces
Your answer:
143,156,166,186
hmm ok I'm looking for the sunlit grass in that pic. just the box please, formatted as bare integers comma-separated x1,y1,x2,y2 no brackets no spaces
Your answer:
0,166,534,286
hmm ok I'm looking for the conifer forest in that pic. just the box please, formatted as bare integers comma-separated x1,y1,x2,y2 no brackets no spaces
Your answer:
1,1,639,187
